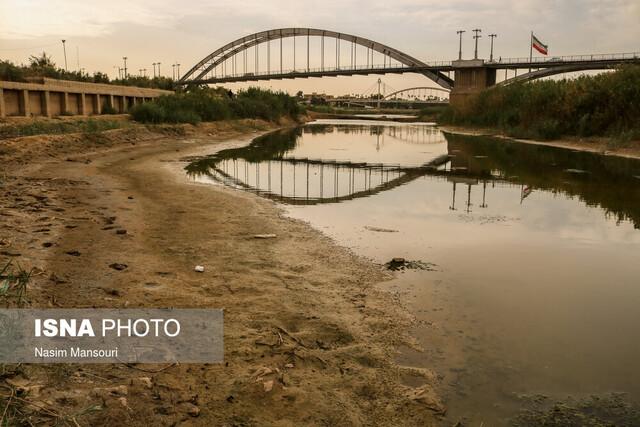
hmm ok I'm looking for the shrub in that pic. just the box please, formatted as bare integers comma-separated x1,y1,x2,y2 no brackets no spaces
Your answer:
129,87,302,124
101,104,118,115
130,102,166,123
440,65,640,140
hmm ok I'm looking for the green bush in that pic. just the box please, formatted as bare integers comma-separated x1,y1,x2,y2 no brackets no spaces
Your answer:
129,87,302,124
441,65,640,140
130,102,166,123
101,104,118,115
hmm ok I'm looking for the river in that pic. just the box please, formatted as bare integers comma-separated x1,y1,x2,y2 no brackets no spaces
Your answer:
186,119,640,425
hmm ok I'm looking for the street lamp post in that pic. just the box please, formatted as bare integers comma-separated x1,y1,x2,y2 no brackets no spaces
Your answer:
176,63,180,80
152,63,157,78
456,30,466,60
488,34,497,62
157,62,161,77
61,40,68,71
172,64,175,80
472,29,482,59
122,57,128,78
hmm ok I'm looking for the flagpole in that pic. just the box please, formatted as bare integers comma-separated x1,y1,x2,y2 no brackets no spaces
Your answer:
529,31,533,74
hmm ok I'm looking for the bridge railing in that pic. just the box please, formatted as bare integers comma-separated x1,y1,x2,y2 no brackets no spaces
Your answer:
491,52,640,65
190,61,454,81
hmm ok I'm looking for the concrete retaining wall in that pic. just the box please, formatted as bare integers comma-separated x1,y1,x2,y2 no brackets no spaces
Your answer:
0,78,172,118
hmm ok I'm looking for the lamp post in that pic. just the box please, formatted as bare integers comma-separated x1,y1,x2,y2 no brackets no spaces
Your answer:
157,62,161,77
456,30,465,60
122,57,128,78
488,34,497,62
172,64,175,80
61,40,68,71
176,63,180,80
472,29,482,59
152,63,157,78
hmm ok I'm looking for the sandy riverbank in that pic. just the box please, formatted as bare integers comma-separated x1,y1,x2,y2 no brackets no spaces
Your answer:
439,125,640,160
0,119,443,426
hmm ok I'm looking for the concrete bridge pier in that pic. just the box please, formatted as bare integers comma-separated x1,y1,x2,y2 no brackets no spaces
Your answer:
449,59,496,108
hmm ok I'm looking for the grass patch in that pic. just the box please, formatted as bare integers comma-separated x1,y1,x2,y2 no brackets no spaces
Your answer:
0,260,32,307
0,119,125,139
440,65,640,141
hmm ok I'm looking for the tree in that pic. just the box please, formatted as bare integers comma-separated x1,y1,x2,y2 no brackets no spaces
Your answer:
28,52,56,69
296,90,304,98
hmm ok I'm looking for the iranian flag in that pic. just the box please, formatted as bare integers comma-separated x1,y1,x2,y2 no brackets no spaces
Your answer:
532,33,548,55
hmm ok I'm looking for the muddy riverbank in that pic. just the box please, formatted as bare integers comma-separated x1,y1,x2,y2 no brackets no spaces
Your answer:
0,119,447,426
439,125,640,160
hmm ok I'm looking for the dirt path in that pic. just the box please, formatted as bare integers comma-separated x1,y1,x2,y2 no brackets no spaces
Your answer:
0,120,442,426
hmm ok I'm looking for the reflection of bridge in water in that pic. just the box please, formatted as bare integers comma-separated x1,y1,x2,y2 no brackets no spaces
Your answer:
186,124,531,206
187,126,640,227
199,155,449,205
305,123,445,145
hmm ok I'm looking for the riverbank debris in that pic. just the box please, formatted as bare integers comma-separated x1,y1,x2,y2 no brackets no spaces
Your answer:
405,384,446,414
109,263,128,271
385,258,437,271
194,265,205,272
364,226,399,233
564,168,589,174
254,234,277,239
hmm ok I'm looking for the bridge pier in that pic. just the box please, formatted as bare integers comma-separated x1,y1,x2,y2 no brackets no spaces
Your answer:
449,59,496,108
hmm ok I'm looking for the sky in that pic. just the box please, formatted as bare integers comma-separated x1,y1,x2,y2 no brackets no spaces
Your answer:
1,0,639,95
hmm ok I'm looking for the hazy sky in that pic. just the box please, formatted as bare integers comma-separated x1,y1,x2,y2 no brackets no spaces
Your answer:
1,0,639,95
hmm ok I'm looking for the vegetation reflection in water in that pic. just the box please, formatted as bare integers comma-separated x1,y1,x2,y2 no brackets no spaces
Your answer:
186,123,640,228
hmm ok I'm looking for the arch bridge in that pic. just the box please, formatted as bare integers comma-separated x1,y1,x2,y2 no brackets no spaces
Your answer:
383,86,450,100
178,28,640,105
178,27,454,89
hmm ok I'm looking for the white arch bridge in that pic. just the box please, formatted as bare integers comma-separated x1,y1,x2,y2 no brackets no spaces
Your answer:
178,27,640,91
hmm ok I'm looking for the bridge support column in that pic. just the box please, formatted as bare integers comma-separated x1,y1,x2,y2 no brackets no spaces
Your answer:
449,59,496,109
20,90,30,117
0,89,5,118
43,91,52,118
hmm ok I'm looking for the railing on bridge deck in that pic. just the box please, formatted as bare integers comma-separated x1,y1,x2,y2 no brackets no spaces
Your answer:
489,52,640,65
194,61,455,82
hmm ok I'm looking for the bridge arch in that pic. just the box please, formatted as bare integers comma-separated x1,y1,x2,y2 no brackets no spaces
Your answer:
382,86,450,100
179,28,453,89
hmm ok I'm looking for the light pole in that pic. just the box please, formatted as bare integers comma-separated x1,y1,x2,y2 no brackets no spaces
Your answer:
472,29,482,59
122,57,128,78
456,30,465,60
176,63,180,80
172,64,175,80
143,68,147,77
61,40,68,71
488,34,497,62
152,63,157,78
157,62,161,77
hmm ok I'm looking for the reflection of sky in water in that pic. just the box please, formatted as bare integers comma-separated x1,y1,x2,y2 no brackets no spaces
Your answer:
187,122,640,425
282,122,447,167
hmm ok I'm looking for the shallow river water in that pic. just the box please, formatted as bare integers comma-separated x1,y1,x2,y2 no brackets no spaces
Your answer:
187,120,640,425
